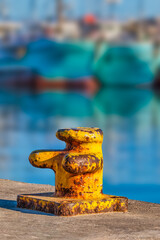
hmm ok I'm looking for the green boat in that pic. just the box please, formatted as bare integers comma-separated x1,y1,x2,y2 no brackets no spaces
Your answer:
94,43,157,86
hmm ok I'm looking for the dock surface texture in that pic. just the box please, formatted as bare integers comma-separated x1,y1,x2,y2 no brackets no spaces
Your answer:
0,179,160,240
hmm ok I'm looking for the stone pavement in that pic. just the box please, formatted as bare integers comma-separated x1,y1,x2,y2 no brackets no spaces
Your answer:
0,179,160,240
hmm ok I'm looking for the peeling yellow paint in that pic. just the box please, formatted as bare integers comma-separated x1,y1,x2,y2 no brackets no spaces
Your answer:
17,128,128,216
29,128,103,200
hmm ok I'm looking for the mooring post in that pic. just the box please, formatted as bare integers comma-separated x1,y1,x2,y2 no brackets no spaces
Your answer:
17,127,128,216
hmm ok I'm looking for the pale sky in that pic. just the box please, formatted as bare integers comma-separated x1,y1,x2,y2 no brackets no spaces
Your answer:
1,0,160,21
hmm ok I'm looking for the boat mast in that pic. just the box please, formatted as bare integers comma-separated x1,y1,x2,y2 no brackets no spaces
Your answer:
137,0,145,40
29,0,37,22
56,0,64,25
138,0,145,21
106,0,122,20
0,0,9,20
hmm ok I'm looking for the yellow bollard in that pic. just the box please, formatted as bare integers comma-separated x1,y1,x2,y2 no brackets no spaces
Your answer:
17,128,128,216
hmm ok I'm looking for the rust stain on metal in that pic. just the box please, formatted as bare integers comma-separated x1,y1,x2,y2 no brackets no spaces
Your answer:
17,127,128,216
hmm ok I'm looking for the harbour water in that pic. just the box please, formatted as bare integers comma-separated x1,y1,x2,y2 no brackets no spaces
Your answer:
0,87,160,203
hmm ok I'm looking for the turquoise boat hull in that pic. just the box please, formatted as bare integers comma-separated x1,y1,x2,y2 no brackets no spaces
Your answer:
0,39,94,80
0,39,159,86
94,44,156,86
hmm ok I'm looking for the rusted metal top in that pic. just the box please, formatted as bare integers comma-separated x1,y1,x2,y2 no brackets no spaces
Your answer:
56,127,103,143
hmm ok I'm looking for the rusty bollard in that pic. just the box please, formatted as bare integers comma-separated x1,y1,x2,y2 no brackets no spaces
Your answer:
17,127,128,216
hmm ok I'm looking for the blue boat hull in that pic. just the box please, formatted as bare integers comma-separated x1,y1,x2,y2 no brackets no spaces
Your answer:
0,39,159,86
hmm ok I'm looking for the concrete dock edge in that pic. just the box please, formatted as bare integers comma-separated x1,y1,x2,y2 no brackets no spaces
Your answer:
0,179,160,240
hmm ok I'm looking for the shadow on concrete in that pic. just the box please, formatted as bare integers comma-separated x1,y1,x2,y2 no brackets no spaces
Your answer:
0,199,54,216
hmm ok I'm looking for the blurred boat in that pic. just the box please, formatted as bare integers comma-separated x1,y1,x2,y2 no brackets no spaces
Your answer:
0,38,94,79
94,43,156,87
0,38,159,88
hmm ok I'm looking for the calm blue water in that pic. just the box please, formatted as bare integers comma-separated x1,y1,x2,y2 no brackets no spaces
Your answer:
0,88,160,203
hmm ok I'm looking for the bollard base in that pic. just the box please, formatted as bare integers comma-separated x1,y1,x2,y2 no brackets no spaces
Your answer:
17,193,128,216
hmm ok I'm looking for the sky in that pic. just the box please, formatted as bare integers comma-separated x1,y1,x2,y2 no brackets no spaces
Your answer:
1,0,160,21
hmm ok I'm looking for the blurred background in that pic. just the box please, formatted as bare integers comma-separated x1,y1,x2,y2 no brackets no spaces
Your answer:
0,0,160,204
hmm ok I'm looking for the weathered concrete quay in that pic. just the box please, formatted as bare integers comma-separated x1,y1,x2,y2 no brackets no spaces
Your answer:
0,179,160,240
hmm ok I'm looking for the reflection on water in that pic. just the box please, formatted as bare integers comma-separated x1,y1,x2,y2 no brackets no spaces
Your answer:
0,88,160,203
